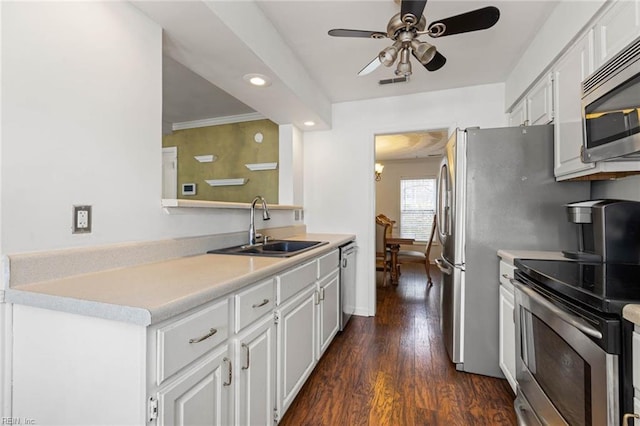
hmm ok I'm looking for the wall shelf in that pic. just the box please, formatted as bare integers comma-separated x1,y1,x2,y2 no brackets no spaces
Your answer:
194,155,217,163
204,178,248,187
245,162,278,171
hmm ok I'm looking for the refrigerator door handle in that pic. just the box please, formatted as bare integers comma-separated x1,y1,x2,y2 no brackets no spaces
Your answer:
435,258,453,275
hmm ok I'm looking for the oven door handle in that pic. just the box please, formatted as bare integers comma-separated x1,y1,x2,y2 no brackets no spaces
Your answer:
511,279,603,340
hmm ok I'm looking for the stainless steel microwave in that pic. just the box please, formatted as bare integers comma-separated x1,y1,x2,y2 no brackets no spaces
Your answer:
582,35,640,163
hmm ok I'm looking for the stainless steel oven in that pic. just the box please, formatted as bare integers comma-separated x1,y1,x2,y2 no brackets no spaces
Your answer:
512,272,621,426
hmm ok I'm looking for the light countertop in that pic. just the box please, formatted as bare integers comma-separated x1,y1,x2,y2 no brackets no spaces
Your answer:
623,305,640,326
497,249,567,265
5,233,354,326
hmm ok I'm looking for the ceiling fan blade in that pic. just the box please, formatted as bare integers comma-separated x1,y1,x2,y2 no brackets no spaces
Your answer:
428,6,500,37
401,0,428,24
328,29,387,39
358,56,382,76
424,51,446,72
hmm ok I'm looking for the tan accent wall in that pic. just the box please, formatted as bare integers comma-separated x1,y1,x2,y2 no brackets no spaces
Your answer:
162,119,279,203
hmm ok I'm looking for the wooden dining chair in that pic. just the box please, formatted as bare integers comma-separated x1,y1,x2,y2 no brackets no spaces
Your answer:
375,217,392,286
396,214,437,287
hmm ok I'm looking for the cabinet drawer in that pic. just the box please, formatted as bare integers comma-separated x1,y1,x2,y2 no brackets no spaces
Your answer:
277,260,317,304
235,278,275,332
157,298,229,384
499,261,517,289
317,249,339,279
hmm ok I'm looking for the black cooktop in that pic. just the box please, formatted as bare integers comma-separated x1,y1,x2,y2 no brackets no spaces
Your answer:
514,259,640,315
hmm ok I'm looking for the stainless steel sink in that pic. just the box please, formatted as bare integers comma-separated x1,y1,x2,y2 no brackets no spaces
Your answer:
207,240,328,257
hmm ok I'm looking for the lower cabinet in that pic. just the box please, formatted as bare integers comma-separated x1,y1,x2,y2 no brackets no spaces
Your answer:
276,285,317,418
498,260,517,394
158,345,232,426
317,271,340,358
236,314,276,426
9,247,347,426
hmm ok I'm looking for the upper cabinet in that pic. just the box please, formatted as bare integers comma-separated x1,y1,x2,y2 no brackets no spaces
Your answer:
553,31,595,179
511,0,640,181
508,74,554,127
594,0,640,68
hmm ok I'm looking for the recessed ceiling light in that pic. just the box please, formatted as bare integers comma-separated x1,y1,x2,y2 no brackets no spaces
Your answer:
303,121,315,127
243,73,271,87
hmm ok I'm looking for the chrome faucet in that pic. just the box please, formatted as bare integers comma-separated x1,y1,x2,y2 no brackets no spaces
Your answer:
249,196,270,245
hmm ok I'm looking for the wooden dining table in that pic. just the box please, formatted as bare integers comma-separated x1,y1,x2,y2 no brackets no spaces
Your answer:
386,235,415,286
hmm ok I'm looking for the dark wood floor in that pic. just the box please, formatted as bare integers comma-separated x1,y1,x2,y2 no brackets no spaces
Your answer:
280,264,517,426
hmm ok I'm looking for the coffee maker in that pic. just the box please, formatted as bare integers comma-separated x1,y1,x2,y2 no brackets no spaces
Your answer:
563,199,640,263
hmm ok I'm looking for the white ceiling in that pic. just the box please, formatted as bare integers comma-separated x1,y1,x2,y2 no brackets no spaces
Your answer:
140,0,558,156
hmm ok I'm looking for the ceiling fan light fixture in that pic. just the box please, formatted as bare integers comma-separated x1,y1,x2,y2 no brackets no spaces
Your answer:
379,41,402,67
410,40,437,65
395,48,412,77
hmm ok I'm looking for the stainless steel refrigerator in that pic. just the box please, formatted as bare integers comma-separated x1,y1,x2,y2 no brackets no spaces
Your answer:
435,125,589,378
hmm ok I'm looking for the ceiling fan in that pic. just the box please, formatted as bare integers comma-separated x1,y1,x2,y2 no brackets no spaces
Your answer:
328,0,500,83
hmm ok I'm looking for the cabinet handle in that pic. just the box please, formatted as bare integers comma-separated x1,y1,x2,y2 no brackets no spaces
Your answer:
623,413,640,426
223,357,232,386
189,328,217,344
502,273,512,280
314,291,320,305
320,287,325,301
252,299,269,308
242,343,250,370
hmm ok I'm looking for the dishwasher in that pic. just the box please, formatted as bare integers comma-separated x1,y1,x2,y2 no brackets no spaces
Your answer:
339,241,357,330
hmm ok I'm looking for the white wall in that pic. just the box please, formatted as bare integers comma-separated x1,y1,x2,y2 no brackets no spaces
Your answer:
0,2,295,255
375,157,441,224
278,124,304,206
375,157,442,261
303,83,507,316
592,176,640,201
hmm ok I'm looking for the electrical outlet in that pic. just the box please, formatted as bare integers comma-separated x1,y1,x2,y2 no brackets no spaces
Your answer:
73,205,92,234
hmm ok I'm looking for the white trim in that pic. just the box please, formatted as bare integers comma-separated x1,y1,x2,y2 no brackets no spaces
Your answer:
161,199,302,211
172,113,265,130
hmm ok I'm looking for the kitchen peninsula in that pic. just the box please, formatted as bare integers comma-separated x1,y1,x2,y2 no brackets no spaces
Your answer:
6,229,354,425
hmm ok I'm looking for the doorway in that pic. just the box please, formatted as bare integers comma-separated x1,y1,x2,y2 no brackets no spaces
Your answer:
374,130,446,288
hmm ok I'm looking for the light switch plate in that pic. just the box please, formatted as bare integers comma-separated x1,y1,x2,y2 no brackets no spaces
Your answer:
73,205,92,234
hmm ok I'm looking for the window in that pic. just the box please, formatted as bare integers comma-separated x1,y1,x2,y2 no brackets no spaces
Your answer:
400,178,436,241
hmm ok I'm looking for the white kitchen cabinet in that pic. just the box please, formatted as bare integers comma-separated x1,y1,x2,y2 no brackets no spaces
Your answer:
276,285,317,419
508,99,527,127
509,73,554,127
9,242,352,426
235,314,275,426
594,0,640,68
498,260,517,394
157,345,232,426
527,74,554,125
317,271,340,358
553,31,596,179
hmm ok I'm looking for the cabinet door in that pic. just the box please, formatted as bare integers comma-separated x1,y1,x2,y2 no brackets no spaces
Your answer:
318,272,340,358
499,285,516,394
527,74,554,125
595,0,640,67
236,315,275,426
158,345,231,426
276,286,316,418
553,31,596,179
508,99,527,127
